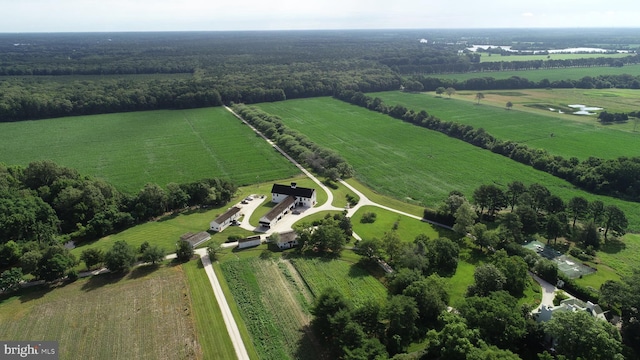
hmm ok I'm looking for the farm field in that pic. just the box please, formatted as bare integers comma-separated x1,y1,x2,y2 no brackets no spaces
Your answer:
289,257,388,307
427,64,640,82
0,265,200,360
0,107,299,193
370,89,640,160
254,98,640,231
478,53,630,63
219,257,323,360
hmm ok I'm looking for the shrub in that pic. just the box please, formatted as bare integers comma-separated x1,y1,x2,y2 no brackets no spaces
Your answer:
360,212,377,224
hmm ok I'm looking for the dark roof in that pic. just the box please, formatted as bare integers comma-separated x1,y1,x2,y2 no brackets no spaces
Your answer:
180,231,211,247
271,183,315,198
238,235,262,243
277,230,298,244
263,195,296,221
213,206,241,224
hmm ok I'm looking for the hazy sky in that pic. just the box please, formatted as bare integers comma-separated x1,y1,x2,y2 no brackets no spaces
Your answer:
2,0,639,32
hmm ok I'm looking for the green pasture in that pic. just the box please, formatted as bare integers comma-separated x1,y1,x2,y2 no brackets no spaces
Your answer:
0,265,201,360
254,98,640,231
479,53,630,63
429,64,640,82
289,257,388,307
0,107,299,193
351,205,444,242
183,260,237,360
370,89,640,160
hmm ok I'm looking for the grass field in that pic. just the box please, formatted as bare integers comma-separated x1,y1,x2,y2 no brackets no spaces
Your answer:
289,257,388,307
219,257,323,360
0,107,299,193
351,205,444,242
370,89,640,160
479,53,630,63
254,98,640,231
182,260,237,360
0,265,200,360
428,64,640,82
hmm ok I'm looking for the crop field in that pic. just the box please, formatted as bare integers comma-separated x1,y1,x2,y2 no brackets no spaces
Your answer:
182,260,237,360
255,98,640,231
428,64,640,82
479,53,630,63
370,89,640,160
0,266,200,360
219,257,323,360
289,257,387,307
0,107,299,193
351,205,444,242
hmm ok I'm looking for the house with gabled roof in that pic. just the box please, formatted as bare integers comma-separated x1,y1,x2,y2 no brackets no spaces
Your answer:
210,206,241,232
258,183,316,229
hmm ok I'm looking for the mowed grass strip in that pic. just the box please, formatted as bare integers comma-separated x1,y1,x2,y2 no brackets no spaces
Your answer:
289,257,387,307
219,257,321,360
0,107,299,193
255,98,640,231
370,89,640,160
183,260,236,360
426,64,640,82
0,266,200,360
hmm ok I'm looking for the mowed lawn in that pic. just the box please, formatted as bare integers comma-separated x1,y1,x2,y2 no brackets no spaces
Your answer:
255,98,640,231
351,205,444,242
370,89,640,161
0,107,299,193
427,64,640,82
0,266,201,360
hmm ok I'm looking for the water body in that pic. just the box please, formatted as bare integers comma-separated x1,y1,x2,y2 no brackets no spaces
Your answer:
568,104,603,115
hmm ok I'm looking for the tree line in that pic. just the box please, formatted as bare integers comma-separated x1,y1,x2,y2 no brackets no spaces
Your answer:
0,160,235,284
231,104,354,180
334,90,640,203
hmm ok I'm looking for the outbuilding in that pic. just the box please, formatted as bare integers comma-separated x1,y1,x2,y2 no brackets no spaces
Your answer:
210,206,242,232
259,183,316,229
237,235,262,249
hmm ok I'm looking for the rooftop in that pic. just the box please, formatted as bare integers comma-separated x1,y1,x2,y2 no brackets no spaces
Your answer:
263,195,296,221
272,183,315,199
213,206,241,224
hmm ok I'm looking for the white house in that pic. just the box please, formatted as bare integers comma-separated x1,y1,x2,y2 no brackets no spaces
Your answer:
274,230,298,250
259,183,316,229
536,298,607,323
237,235,262,249
210,206,241,232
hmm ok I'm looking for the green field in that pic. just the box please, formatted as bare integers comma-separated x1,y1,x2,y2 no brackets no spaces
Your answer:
351,205,444,241
370,89,640,161
479,53,630,63
0,266,200,360
182,260,237,360
254,98,640,231
219,257,322,360
289,257,387,307
0,107,299,193
428,64,640,82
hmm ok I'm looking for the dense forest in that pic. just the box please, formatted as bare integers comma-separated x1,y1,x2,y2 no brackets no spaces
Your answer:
1,30,638,122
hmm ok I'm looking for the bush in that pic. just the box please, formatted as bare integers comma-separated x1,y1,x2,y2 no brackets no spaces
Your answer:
360,212,377,224
553,291,569,306
226,235,242,243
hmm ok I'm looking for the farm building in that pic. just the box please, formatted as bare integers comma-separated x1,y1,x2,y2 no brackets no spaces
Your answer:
259,183,316,229
274,230,298,250
180,231,211,248
210,206,242,232
237,235,262,249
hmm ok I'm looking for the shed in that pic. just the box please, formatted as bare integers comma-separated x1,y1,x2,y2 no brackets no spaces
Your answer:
238,235,262,249
210,206,242,232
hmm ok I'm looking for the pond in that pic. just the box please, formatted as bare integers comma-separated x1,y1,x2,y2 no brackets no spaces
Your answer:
568,104,603,116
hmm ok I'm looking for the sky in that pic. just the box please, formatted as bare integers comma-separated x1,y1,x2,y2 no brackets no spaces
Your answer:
2,0,639,32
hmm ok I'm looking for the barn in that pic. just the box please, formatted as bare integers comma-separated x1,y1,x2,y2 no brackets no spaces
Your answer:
237,235,262,249
259,183,316,229
210,206,242,232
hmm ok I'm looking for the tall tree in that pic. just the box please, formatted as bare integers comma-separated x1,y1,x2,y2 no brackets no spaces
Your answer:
386,295,420,354
475,92,485,104
568,196,589,230
589,200,605,223
104,240,136,273
445,87,456,98
545,214,564,244
506,181,526,212
603,205,628,240
453,201,477,235
544,310,624,360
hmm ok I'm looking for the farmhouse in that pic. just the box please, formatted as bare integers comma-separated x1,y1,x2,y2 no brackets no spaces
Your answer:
274,230,298,250
259,183,316,229
180,231,211,248
210,206,242,232
237,235,262,249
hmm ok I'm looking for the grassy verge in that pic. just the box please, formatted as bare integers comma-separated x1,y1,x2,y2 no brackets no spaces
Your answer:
183,260,236,360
